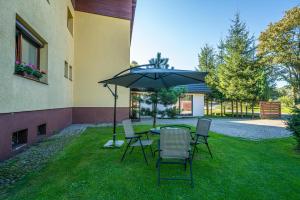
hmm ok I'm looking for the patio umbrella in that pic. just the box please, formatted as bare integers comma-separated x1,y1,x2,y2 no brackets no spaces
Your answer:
98,64,207,147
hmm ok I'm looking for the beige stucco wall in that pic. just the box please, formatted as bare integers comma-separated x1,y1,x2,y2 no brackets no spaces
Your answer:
73,11,130,108
0,0,74,113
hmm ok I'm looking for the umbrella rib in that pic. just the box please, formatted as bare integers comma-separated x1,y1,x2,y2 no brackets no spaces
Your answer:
126,74,146,88
98,73,137,84
172,73,205,82
160,76,170,88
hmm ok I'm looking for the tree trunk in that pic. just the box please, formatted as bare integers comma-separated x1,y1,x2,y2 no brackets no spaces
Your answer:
240,101,243,118
152,92,158,127
236,100,239,117
210,100,213,115
293,85,299,105
251,101,255,119
206,96,209,116
246,103,248,117
224,103,226,116
231,100,234,117
220,101,223,116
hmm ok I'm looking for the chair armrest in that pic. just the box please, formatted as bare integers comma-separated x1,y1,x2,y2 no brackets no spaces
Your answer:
135,131,149,135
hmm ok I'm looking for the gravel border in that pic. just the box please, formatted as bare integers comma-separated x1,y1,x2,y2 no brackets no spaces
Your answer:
0,124,88,196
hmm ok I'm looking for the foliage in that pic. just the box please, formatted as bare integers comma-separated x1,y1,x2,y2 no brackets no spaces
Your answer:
258,7,300,103
197,44,224,100
148,52,173,69
15,61,46,79
144,87,185,125
165,106,179,118
217,13,264,102
279,95,294,107
157,87,186,106
286,107,300,150
140,107,151,116
130,60,139,67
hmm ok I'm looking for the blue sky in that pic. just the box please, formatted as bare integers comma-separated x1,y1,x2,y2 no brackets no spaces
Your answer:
130,0,299,71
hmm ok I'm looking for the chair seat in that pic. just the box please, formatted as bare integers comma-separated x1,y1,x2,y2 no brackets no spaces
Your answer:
131,139,153,147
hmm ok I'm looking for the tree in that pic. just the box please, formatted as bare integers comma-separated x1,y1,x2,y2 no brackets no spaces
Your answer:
149,52,172,69
197,44,225,115
217,13,263,118
144,87,185,127
258,7,300,104
144,52,177,127
130,60,139,67
286,107,300,151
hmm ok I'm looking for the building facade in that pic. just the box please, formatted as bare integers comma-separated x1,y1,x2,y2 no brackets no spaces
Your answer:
131,83,211,118
0,0,136,160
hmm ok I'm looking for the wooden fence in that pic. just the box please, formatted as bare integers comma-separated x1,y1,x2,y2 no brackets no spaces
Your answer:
260,101,281,119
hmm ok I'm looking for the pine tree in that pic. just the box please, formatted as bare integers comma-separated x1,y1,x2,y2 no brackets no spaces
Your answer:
217,13,263,117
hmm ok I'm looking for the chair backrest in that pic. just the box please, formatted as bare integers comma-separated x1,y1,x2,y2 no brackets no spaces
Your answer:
195,118,212,136
122,119,135,138
160,128,191,159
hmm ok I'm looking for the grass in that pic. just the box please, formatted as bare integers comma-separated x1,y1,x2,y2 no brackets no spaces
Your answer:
2,125,300,200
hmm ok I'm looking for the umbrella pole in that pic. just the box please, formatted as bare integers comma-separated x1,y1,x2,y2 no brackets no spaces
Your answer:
113,85,117,144
103,84,124,148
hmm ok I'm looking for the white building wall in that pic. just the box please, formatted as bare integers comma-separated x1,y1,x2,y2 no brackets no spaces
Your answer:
139,93,205,117
192,94,205,117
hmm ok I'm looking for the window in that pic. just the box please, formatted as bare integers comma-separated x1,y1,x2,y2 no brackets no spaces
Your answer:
177,95,193,115
67,8,73,35
37,124,47,135
12,129,28,150
15,20,42,69
15,17,48,83
69,65,73,81
64,61,68,78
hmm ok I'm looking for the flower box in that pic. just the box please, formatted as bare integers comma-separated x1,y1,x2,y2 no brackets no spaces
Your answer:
15,61,47,81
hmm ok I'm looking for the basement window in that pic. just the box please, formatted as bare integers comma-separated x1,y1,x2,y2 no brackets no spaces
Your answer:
69,65,73,81
12,129,28,150
64,61,68,78
37,124,47,135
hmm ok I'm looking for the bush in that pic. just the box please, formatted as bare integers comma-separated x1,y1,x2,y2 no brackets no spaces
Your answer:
165,107,179,118
279,96,294,107
140,108,151,116
158,110,166,118
286,107,300,150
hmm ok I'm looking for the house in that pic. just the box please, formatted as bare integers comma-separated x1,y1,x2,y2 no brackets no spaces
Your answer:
131,83,211,118
0,0,136,160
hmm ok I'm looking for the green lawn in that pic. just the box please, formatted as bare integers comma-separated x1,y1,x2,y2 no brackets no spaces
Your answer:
3,125,300,200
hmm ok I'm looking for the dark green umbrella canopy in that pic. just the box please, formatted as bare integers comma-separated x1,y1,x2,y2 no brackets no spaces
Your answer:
99,65,207,89
98,64,207,147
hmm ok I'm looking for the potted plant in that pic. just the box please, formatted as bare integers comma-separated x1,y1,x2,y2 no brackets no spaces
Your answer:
15,61,25,75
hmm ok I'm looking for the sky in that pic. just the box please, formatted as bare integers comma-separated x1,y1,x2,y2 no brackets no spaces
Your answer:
130,0,299,72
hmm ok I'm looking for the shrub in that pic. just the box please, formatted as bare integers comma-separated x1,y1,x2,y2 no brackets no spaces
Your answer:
286,107,300,151
165,106,179,118
279,96,294,107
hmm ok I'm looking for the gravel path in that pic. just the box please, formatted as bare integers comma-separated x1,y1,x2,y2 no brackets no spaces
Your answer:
135,118,291,140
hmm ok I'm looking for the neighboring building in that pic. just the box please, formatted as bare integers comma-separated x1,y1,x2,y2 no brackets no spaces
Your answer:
0,0,136,160
131,83,211,118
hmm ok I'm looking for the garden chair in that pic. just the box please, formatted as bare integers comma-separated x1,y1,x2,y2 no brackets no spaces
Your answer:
157,127,193,187
121,119,153,164
191,118,213,159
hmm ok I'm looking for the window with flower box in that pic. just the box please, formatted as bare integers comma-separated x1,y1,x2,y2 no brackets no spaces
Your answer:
15,17,48,83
